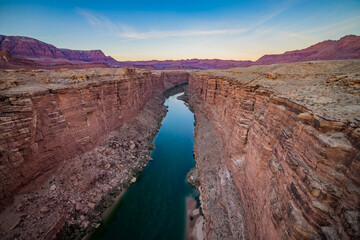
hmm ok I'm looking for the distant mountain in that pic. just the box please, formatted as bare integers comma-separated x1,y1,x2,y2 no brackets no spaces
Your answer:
0,35,118,66
255,35,360,65
0,50,109,70
0,34,359,70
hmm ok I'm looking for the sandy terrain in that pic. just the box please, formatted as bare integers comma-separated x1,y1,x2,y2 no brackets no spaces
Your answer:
186,197,205,240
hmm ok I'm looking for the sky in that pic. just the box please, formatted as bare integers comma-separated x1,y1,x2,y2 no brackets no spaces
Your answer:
0,0,359,61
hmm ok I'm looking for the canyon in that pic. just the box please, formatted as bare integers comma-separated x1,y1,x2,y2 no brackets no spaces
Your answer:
0,59,359,239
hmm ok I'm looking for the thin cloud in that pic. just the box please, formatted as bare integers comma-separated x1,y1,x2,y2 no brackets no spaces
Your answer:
115,28,249,39
300,15,360,36
77,6,289,40
77,8,119,33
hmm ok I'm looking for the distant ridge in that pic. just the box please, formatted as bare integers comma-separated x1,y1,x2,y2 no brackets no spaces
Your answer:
0,34,359,70
255,35,360,65
0,35,118,66
122,59,253,70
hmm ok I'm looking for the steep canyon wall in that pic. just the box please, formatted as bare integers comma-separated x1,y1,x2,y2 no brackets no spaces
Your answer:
0,69,189,210
188,60,360,239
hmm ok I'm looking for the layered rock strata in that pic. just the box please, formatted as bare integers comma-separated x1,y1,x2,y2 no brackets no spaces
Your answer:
188,60,360,239
0,68,189,239
0,94,166,240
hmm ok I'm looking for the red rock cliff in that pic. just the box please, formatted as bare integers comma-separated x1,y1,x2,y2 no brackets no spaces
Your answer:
0,68,189,210
188,60,360,239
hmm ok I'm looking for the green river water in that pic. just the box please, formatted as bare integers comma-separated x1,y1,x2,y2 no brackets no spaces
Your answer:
90,92,198,240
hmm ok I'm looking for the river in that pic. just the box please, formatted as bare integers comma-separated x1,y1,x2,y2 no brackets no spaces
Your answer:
90,92,198,240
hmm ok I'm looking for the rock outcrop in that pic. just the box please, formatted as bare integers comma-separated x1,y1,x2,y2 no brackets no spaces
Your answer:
188,60,360,239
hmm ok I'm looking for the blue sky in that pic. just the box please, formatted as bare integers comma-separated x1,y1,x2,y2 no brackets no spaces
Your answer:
0,0,359,60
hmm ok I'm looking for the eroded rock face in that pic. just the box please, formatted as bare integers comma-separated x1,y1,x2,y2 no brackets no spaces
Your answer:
0,68,189,210
188,60,360,239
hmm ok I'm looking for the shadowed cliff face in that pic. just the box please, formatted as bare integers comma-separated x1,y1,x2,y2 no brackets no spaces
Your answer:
0,68,189,211
188,60,360,240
